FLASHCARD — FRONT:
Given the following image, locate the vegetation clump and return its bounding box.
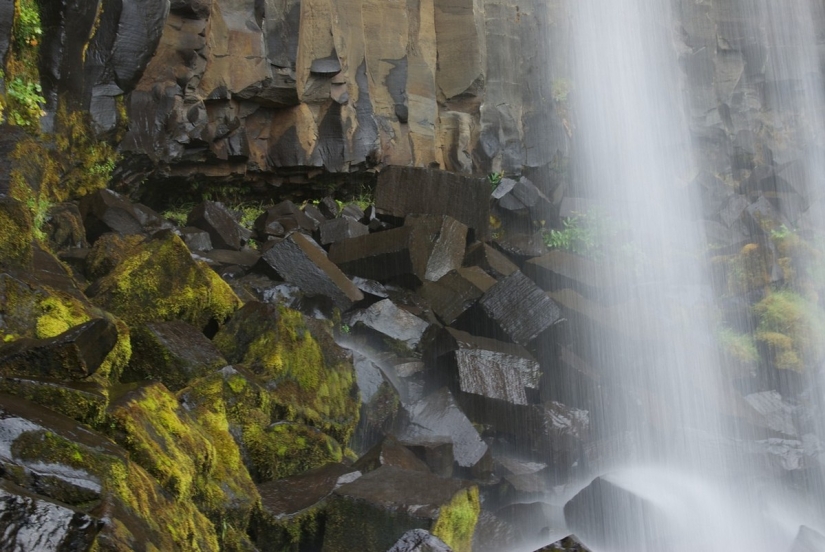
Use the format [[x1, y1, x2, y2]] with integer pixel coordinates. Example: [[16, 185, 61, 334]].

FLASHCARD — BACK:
[[213, 303, 360, 445], [431, 486, 481, 552], [86, 231, 242, 328], [753, 289, 825, 372]]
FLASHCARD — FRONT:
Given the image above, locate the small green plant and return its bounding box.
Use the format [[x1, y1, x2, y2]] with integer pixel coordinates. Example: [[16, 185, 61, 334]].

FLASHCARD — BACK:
[[488, 172, 503, 190], [161, 203, 195, 227], [340, 323, 351, 334], [551, 78, 573, 103], [14, 0, 42, 49], [5, 76, 45, 127], [542, 211, 604, 257]]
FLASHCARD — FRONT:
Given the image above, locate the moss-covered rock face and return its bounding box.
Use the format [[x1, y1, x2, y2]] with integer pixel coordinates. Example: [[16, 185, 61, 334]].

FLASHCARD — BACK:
[[753, 289, 825, 372], [213, 302, 360, 444], [431, 486, 480, 552], [2, 393, 220, 551], [85, 233, 145, 280], [107, 382, 259, 543], [0, 197, 34, 269], [87, 231, 242, 328], [0, 272, 131, 386], [181, 366, 343, 484], [125, 320, 228, 391]]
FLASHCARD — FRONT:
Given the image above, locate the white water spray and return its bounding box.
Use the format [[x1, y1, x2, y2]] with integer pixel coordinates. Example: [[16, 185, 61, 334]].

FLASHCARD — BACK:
[[563, 0, 825, 549]]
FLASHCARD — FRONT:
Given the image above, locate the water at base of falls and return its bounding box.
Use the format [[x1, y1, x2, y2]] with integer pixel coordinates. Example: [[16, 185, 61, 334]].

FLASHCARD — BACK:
[[562, 0, 825, 549]]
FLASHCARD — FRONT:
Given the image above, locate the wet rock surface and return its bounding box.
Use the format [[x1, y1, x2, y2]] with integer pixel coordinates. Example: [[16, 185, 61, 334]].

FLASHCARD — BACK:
[[387, 529, 454, 552]]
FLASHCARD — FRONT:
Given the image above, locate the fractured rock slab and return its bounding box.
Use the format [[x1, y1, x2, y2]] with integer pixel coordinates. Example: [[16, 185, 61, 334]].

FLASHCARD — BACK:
[[458, 271, 563, 347], [320, 217, 370, 245], [347, 299, 430, 349], [187, 200, 247, 251], [262, 232, 363, 310], [324, 465, 478, 552], [330, 215, 467, 283], [463, 242, 518, 279], [387, 529, 453, 552], [398, 387, 487, 468], [431, 327, 540, 405], [79, 189, 169, 243], [375, 167, 489, 239]]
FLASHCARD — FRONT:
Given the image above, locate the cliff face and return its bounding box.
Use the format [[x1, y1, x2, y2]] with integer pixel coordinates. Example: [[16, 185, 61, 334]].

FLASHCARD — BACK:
[[107, 0, 569, 191]]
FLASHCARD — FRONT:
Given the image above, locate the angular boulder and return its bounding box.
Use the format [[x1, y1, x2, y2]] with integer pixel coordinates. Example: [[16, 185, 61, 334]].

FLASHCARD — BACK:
[[78, 189, 169, 243], [255, 200, 317, 237], [375, 167, 489, 239], [420, 268, 496, 325], [387, 529, 453, 552], [347, 299, 431, 349], [463, 242, 519, 279], [430, 327, 540, 405], [124, 320, 228, 391], [398, 387, 487, 468], [187, 200, 247, 251], [324, 465, 480, 552], [85, 231, 242, 327], [353, 436, 431, 474], [262, 232, 364, 310], [320, 217, 370, 245], [456, 271, 563, 347]]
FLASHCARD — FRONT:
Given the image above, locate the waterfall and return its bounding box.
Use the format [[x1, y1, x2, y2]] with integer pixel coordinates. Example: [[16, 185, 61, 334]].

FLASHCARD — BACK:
[[561, 0, 825, 549]]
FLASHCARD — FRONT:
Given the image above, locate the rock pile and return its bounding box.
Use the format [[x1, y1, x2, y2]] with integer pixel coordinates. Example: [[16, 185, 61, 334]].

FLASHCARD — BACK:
[[0, 167, 594, 551]]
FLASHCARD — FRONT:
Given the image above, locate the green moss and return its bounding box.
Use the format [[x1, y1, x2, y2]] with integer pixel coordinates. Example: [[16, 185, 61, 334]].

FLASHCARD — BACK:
[[213, 304, 359, 444], [0, 197, 34, 268], [0, 377, 108, 426], [726, 243, 769, 295], [88, 232, 242, 327], [108, 382, 259, 540], [716, 327, 759, 372], [85, 233, 145, 280], [431, 486, 480, 552], [753, 289, 825, 372], [3, 0, 44, 128], [0, 272, 131, 385], [252, 503, 326, 552], [243, 421, 342, 482], [11, 426, 219, 551]]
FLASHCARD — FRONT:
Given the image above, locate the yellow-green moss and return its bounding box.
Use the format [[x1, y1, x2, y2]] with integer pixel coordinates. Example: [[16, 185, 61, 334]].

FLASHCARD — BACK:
[[108, 382, 259, 540], [716, 327, 759, 371], [753, 289, 825, 372], [243, 422, 343, 482], [213, 304, 359, 444], [0, 197, 34, 268], [0, 377, 108, 426], [88, 232, 242, 327], [3, 0, 44, 128], [0, 272, 132, 385], [431, 486, 480, 552], [85, 233, 145, 280], [12, 427, 219, 551], [726, 243, 769, 295]]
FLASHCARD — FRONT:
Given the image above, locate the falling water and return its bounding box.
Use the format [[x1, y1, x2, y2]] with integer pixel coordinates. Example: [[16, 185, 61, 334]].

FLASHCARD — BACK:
[[562, 0, 825, 549]]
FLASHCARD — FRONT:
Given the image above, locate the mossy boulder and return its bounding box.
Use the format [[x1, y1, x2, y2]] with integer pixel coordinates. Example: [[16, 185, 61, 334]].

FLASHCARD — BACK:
[[86, 230, 242, 328], [213, 302, 360, 444], [125, 320, 228, 391], [181, 366, 344, 484], [0, 196, 33, 269], [323, 466, 480, 552], [106, 383, 259, 536], [753, 289, 825, 372], [0, 392, 220, 551], [0, 272, 132, 385], [84, 232, 145, 280]]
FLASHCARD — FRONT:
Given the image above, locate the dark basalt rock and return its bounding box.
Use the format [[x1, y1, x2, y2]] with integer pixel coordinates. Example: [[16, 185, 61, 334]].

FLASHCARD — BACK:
[[430, 327, 540, 406], [78, 189, 169, 243], [375, 167, 490, 240], [456, 271, 563, 347], [330, 214, 467, 284], [353, 436, 431, 474], [255, 200, 317, 237], [463, 242, 518, 279], [262, 232, 364, 310], [0, 319, 118, 380], [187, 200, 247, 251], [472, 511, 516, 552], [564, 477, 665, 552], [347, 299, 430, 349], [387, 529, 453, 552], [179, 227, 212, 252], [124, 320, 227, 391], [399, 437, 454, 478], [303, 203, 327, 227], [537, 535, 592, 552], [398, 387, 487, 468], [0, 481, 103, 552], [324, 465, 477, 552], [197, 248, 261, 269], [524, 250, 620, 302], [320, 217, 370, 245], [341, 203, 366, 222], [496, 502, 557, 548], [45, 203, 88, 251]]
